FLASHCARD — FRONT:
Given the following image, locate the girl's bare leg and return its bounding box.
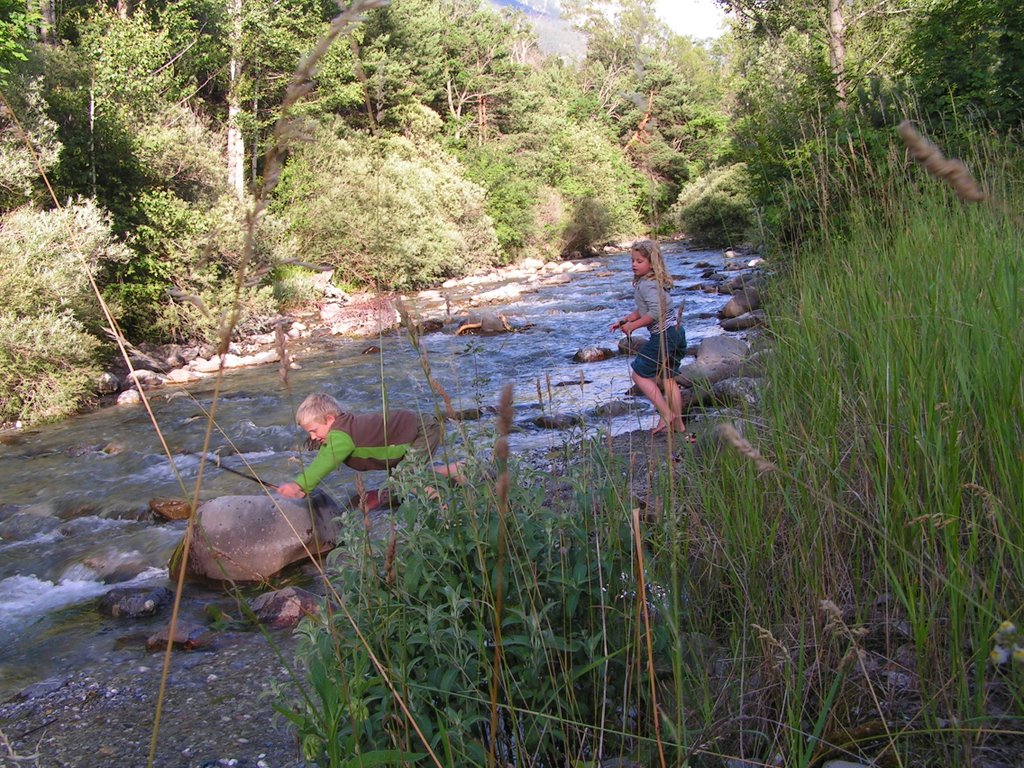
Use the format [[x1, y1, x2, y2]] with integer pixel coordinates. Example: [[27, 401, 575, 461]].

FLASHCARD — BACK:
[[662, 376, 686, 434], [632, 371, 678, 434]]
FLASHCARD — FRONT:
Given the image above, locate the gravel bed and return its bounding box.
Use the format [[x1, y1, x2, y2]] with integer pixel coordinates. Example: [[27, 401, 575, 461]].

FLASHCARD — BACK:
[[0, 630, 308, 768]]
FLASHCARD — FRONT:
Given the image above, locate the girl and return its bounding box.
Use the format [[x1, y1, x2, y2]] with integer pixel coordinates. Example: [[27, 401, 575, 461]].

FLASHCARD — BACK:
[[610, 239, 692, 440]]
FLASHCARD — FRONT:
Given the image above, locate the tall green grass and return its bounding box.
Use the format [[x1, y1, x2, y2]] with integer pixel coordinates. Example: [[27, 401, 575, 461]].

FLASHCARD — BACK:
[[279, 128, 1023, 766], [690, 127, 1024, 763]]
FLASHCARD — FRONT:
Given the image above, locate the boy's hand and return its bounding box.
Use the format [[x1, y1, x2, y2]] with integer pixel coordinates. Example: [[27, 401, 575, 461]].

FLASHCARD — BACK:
[[277, 482, 306, 499]]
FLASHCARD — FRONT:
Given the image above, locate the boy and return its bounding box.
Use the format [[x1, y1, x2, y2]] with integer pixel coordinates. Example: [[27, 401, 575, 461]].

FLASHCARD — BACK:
[[277, 393, 462, 500]]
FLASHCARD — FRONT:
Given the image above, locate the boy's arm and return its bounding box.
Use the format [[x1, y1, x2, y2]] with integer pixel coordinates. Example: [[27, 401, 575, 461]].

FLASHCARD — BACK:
[[289, 431, 355, 494]]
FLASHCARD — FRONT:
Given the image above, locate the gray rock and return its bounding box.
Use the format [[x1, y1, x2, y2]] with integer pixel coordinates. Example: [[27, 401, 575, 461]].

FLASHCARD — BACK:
[[676, 335, 749, 387], [712, 377, 762, 408], [146, 620, 212, 652], [720, 310, 767, 331], [720, 286, 761, 318], [617, 335, 644, 356], [593, 400, 632, 418], [13, 677, 68, 701], [97, 372, 120, 394], [573, 346, 616, 363], [172, 492, 340, 583], [116, 389, 142, 406], [532, 414, 584, 430], [249, 587, 321, 629], [125, 368, 164, 387]]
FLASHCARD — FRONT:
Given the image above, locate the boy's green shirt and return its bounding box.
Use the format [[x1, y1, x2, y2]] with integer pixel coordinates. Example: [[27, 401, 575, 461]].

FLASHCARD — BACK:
[[295, 431, 410, 492], [293, 410, 423, 492]]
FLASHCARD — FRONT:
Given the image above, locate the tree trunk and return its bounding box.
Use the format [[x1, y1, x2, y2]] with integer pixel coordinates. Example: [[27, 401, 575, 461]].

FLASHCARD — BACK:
[[38, 0, 55, 43], [226, 0, 245, 198], [828, 0, 847, 106]]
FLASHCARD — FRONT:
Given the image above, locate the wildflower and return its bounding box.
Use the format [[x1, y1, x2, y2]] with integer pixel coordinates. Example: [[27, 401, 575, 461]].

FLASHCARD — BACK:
[[996, 620, 1017, 639], [990, 645, 1010, 665]]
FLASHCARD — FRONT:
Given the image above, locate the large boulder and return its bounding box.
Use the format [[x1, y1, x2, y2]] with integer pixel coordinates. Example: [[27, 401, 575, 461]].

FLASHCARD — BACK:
[[720, 310, 767, 331], [719, 286, 761, 319], [170, 492, 340, 583], [675, 336, 749, 388]]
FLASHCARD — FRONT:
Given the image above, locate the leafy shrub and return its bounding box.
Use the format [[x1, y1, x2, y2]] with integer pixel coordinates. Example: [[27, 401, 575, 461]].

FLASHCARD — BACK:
[[271, 264, 322, 310], [281, 456, 672, 766], [0, 310, 101, 425], [0, 199, 128, 423], [520, 114, 645, 254], [672, 163, 755, 246], [0, 199, 129, 333], [0, 74, 61, 208], [460, 143, 540, 262], [106, 189, 295, 343], [275, 127, 500, 290], [135, 105, 224, 204]]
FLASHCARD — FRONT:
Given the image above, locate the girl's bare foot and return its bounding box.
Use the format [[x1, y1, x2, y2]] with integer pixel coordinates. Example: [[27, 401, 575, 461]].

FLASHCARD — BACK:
[[654, 419, 696, 442]]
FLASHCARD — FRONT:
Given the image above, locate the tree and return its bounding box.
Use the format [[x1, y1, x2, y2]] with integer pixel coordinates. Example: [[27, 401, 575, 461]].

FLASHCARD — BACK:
[[900, 0, 1024, 129], [562, 0, 733, 227], [0, 0, 38, 83], [718, 0, 914, 107]]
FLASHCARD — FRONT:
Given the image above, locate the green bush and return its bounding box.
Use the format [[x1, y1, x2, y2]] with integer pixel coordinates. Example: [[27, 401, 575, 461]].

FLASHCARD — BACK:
[[0, 199, 128, 423], [275, 127, 500, 290], [106, 189, 296, 343], [520, 114, 645, 254], [271, 264, 322, 310], [280, 456, 672, 766], [0, 199, 129, 333], [672, 163, 755, 247], [0, 309, 101, 425], [460, 143, 540, 262], [0, 74, 61, 209]]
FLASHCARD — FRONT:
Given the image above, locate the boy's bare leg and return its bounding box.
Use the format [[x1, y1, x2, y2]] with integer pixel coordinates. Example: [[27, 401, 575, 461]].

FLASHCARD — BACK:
[[432, 460, 466, 485]]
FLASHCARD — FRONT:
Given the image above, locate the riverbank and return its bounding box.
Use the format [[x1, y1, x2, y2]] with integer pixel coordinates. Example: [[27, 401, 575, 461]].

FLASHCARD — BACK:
[[0, 427, 690, 768]]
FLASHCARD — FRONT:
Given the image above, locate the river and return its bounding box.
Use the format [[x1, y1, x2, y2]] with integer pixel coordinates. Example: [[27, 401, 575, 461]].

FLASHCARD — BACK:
[[0, 243, 741, 699]]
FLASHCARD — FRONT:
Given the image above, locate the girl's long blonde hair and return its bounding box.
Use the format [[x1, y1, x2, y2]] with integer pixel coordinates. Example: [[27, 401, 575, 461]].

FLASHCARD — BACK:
[[631, 239, 673, 290]]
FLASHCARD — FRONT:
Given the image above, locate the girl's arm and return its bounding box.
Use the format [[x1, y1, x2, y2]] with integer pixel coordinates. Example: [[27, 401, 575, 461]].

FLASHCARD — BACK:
[[612, 310, 650, 334]]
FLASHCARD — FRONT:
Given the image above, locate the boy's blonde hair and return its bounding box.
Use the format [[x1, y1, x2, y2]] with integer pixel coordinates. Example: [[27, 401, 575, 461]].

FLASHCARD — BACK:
[[631, 239, 673, 290], [295, 393, 342, 425]]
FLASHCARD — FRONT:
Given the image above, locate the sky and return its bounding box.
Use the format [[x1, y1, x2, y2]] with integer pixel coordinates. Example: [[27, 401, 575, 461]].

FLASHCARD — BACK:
[[654, 0, 727, 40]]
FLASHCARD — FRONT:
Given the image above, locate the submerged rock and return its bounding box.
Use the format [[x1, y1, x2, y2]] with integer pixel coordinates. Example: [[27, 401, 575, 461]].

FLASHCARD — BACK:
[[98, 587, 174, 619]]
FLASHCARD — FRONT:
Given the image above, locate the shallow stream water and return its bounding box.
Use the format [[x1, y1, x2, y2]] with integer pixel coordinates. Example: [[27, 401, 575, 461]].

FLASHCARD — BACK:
[[0, 243, 745, 698]]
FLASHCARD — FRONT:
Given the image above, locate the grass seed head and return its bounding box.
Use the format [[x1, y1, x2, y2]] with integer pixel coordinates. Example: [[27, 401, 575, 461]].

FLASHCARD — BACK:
[[898, 121, 986, 203]]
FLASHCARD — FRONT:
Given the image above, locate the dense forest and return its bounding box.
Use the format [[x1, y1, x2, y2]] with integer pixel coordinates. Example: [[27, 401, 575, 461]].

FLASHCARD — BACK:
[[0, 0, 1020, 424]]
